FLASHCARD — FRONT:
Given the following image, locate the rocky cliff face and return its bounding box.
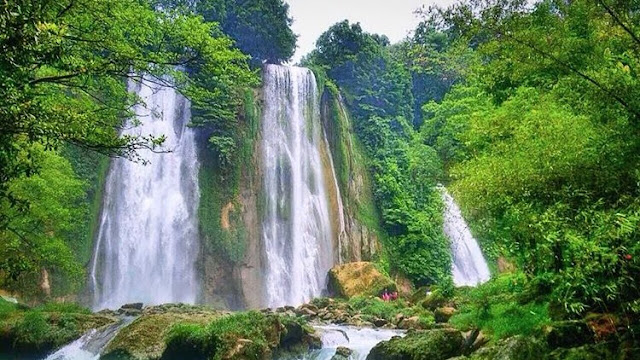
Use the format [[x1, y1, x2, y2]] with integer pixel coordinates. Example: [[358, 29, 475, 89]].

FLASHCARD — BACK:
[[201, 84, 380, 310], [319, 90, 381, 263], [199, 89, 265, 310]]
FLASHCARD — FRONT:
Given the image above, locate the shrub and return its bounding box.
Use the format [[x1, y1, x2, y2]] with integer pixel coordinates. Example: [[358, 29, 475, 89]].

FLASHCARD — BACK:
[[449, 273, 551, 339]]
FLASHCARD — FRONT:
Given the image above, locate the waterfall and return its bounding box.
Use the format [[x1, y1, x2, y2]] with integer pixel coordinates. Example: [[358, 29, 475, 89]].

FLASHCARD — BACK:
[[441, 189, 491, 286], [287, 325, 404, 360], [90, 78, 200, 310], [44, 317, 134, 360], [261, 65, 336, 307]]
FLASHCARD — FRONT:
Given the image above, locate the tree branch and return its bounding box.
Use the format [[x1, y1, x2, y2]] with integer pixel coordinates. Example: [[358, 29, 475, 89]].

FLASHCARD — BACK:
[[596, 0, 640, 50], [496, 30, 640, 119], [28, 72, 83, 86]]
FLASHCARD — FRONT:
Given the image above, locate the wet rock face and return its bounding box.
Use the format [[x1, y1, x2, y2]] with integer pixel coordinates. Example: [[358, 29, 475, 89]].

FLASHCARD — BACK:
[[366, 329, 464, 360], [328, 262, 396, 299], [319, 92, 380, 263], [121, 303, 144, 310], [332, 346, 354, 360]]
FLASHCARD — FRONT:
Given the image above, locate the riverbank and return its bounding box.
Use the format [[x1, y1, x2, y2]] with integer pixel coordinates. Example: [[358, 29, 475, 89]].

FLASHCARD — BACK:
[[2, 273, 638, 360]]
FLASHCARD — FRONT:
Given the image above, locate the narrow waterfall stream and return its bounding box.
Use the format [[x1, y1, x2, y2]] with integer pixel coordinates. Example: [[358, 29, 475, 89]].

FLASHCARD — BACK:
[[90, 78, 200, 310], [262, 65, 336, 307], [441, 189, 491, 286], [44, 317, 134, 360], [289, 326, 404, 360]]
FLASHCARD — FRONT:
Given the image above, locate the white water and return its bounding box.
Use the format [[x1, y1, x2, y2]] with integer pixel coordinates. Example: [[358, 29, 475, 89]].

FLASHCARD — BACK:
[[90, 78, 200, 310], [44, 331, 98, 360], [262, 65, 335, 307], [289, 325, 403, 360], [442, 189, 491, 286], [44, 318, 134, 360]]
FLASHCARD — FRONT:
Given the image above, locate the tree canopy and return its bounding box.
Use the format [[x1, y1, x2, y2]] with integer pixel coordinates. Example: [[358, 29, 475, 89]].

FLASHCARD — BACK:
[[420, 0, 640, 315], [0, 0, 254, 293]]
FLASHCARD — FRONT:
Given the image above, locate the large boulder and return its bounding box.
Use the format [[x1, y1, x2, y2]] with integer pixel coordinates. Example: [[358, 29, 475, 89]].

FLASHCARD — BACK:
[[332, 346, 354, 360], [397, 316, 422, 330], [465, 335, 546, 360], [328, 262, 396, 298], [0, 308, 116, 358], [434, 307, 456, 323], [366, 329, 464, 360], [421, 290, 448, 311], [102, 306, 220, 360]]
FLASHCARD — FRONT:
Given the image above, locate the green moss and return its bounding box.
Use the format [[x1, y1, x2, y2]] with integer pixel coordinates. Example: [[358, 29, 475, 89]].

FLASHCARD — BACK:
[[162, 312, 314, 360], [347, 296, 434, 326], [104, 310, 219, 360], [367, 329, 464, 360], [0, 299, 19, 320], [163, 323, 217, 360], [61, 145, 110, 266], [0, 304, 115, 357], [323, 91, 383, 241], [197, 89, 260, 263]]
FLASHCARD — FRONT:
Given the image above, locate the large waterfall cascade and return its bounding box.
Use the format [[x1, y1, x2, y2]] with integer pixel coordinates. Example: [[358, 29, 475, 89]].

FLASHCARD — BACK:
[[441, 188, 491, 286], [90, 78, 201, 310], [261, 65, 337, 307]]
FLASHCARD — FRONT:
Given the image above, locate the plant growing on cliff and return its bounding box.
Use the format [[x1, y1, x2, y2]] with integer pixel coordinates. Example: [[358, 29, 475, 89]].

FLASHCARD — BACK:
[[305, 20, 451, 286]]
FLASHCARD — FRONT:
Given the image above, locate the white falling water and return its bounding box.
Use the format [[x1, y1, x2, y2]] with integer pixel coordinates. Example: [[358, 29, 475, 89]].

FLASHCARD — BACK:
[[262, 65, 335, 308], [44, 331, 98, 360], [441, 188, 491, 286], [90, 78, 200, 310], [44, 318, 134, 360], [288, 325, 404, 360]]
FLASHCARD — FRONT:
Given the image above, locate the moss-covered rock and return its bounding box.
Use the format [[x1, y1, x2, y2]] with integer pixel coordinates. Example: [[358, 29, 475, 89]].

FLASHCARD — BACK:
[[420, 289, 449, 311], [366, 329, 464, 360], [434, 307, 456, 323], [332, 346, 353, 360], [157, 311, 318, 360], [328, 262, 396, 299], [465, 335, 546, 360], [102, 305, 220, 360], [0, 307, 116, 358]]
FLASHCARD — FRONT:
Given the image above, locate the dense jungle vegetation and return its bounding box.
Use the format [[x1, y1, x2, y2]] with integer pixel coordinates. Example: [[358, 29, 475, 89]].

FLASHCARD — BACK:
[[1, 0, 639, 353], [302, 0, 640, 343]]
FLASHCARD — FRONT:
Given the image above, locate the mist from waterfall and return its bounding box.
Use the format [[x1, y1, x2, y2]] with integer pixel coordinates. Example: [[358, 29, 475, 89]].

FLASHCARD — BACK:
[[441, 188, 491, 286], [261, 65, 335, 308], [90, 78, 200, 310]]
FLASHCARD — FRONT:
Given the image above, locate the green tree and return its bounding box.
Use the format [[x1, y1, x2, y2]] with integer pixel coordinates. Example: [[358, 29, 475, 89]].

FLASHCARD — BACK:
[[0, 0, 255, 293], [0, 147, 86, 297], [306, 21, 450, 286], [0, 0, 254, 224], [164, 0, 297, 65], [422, 0, 640, 315]]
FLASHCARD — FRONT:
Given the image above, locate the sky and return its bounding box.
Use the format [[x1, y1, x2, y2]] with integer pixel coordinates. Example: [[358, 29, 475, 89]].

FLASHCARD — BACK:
[[285, 0, 457, 63]]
